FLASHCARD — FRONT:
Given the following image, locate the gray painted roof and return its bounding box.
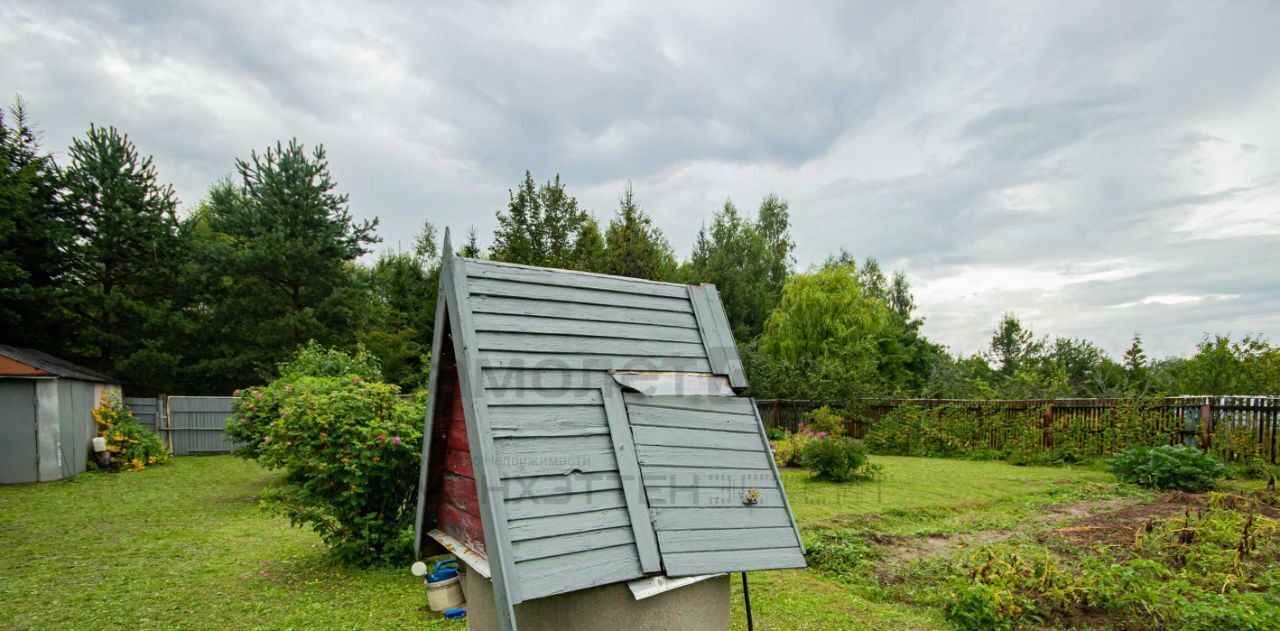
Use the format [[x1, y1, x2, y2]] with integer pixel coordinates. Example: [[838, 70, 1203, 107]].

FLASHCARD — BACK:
[[0, 344, 119, 383], [413, 234, 803, 631]]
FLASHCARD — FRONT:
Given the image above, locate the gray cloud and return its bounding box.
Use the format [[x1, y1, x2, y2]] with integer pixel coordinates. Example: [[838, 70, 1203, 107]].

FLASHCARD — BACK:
[[2, 0, 1277, 358]]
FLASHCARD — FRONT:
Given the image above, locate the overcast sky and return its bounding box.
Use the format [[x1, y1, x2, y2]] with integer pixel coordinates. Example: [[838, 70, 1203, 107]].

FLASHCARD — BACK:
[[3, 1, 1278, 358]]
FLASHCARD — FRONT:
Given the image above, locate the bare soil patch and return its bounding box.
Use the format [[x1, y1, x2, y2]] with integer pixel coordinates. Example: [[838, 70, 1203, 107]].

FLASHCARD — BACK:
[[872, 496, 1140, 579]]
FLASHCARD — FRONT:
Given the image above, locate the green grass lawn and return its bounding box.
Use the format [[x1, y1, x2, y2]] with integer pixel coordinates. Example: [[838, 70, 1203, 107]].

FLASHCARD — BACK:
[[0, 455, 1130, 630]]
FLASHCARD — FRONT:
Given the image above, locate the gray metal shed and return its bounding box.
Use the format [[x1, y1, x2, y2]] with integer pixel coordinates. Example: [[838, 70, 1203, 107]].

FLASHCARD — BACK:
[[0, 345, 120, 484], [413, 232, 805, 631]]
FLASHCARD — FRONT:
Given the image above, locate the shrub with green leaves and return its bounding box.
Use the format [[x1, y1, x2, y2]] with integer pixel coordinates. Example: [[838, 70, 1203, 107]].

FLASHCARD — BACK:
[[804, 405, 847, 436], [227, 341, 384, 459], [226, 343, 423, 565], [800, 436, 880, 482], [1108, 444, 1224, 491], [253, 376, 423, 564]]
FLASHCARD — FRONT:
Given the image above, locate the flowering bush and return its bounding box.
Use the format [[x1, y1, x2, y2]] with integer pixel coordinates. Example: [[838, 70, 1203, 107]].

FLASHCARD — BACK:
[[227, 342, 384, 460], [91, 390, 168, 471], [252, 376, 424, 564], [772, 424, 826, 467], [226, 343, 424, 565]]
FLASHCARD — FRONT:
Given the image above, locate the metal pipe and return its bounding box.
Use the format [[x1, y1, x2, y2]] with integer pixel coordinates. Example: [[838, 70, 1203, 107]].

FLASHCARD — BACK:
[[742, 572, 753, 631]]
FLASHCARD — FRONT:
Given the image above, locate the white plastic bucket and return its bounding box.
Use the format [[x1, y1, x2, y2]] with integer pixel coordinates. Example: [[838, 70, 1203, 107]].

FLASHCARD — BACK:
[[427, 575, 464, 611]]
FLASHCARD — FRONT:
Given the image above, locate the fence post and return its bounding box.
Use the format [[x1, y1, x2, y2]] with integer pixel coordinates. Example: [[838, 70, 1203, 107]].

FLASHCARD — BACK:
[[160, 394, 172, 452], [1042, 404, 1054, 450], [1199, 398, 1212, 453]]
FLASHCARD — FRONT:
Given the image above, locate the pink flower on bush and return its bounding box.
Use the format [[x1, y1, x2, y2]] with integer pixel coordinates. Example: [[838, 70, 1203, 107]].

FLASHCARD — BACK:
[[378, 434, 386, 441], [392, 437, 401, 445], [256, 392, 264, 400], [352, 377, 362, 383], [284, 386, 293, 393], [233, 389, 241, 396], [263, 435, 271, 442], [817, 431, 827, 438]]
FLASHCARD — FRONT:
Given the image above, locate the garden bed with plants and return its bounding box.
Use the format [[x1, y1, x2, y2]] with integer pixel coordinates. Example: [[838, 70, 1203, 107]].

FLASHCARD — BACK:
[[767, 406, 1280, 630]]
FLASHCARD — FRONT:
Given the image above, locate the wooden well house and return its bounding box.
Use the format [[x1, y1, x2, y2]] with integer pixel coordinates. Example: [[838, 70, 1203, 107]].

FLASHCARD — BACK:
[[413, 233, 805, 631]]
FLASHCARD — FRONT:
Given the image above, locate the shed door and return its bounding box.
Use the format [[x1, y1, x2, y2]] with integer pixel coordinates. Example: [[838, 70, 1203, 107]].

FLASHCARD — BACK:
[[0, 381, 39, 484], [621, 393, 806, 576]]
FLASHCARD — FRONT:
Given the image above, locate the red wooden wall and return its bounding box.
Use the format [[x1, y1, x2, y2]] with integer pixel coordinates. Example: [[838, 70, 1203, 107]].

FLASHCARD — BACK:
[[424, 329, 487, 557]]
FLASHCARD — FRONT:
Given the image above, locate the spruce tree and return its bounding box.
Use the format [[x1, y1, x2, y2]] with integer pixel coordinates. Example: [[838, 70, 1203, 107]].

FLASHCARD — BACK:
[[601, 183, 677, 281], [59, 124, 185, 390], [195, 139, 378, 389], [0, 98, 69, 342]]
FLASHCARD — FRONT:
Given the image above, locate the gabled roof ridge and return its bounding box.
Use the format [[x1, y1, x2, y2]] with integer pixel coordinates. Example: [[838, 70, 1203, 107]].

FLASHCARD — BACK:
[[459, 256, 692, 289], [0, 344, 119, 383]]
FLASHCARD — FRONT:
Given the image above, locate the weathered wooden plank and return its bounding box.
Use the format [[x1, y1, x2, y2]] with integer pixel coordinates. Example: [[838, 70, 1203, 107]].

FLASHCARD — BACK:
[[656, 527, 798, 553], [438, 501, 486, 556], [501, 472, 623, 500], [651, 507, 795, 530], [507, 507, 632, 542], [444, 448, 474, 478], [610, 372, 735, 397], [603, 382, 662, 573], [473, 313, 704, 343], [476, 332, 709, 359], [640, 465, 778, 488], [687, 285, 732, 382], [445, 421, 470, 451], [701, 284, 747, 388], [514, 544, 646, 600], [631, 425, 764, 451], [504, 488, 627, 520], [468, 278, 693, 313], [446, 257, 521, 621], [477, 352, 712, 373], [486, 388, 604, 406], [491, 417, 610, 439], [636, 444, 771, 470], [493, 435, 618, 478], [625, 405, 760, 434], [662, 547, 805, 576], [511, 526, 637, 563], [624, 395, 756, 416], [470, 295, 699, 328], [466, 259, 691, 299], [442, 472, 480, 515], [645, 486, 785, 509], [640, 467, 781, 489], [488, 404, 606, 425], [482, 368, 612, 390], [749, 397, 806, 555]]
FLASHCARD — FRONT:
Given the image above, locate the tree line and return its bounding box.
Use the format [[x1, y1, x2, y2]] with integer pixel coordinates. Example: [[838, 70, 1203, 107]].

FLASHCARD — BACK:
[[2, 97, 1277, 398]]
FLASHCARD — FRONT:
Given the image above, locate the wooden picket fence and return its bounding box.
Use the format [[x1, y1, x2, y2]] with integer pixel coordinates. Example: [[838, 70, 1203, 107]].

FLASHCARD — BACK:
[[754, 396, 1280, 464]]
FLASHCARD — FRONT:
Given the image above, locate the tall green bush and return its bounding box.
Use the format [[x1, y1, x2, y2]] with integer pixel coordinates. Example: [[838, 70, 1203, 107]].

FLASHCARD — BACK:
[[226, 344, 423, 565]]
